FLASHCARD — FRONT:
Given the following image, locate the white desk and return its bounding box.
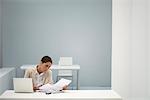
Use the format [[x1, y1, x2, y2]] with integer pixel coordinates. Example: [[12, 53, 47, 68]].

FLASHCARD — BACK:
[[20, 64, 80, 90], [0, 90, 122, 100]]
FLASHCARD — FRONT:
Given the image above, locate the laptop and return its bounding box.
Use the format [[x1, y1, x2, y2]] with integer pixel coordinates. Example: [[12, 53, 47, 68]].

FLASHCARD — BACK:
[[13, 78, 34, 93]]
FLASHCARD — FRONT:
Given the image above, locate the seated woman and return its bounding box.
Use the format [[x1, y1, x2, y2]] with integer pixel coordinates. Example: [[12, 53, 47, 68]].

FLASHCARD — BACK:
[[24, 56, 67, 91]]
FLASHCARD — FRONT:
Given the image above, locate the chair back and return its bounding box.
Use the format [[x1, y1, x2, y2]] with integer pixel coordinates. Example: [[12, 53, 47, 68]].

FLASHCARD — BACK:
[[58, 57, 73, 76]]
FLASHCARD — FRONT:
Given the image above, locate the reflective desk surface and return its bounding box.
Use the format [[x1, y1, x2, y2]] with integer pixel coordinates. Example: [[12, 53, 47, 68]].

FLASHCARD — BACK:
[[0, 90, 122, 100]]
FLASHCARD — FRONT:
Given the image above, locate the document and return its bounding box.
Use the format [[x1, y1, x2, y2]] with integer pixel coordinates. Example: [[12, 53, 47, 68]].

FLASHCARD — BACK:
[[53, 78, 72, 87], [39, 78, 71, 94]]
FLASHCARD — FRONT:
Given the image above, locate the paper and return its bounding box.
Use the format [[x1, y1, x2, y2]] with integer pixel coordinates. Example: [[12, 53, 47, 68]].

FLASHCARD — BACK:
[[39, 78, 71, 94], [53, 78, 71, 87]]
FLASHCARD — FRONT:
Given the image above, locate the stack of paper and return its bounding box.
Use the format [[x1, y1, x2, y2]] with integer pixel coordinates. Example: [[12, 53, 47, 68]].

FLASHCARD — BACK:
[[39, 78, 71, 94]]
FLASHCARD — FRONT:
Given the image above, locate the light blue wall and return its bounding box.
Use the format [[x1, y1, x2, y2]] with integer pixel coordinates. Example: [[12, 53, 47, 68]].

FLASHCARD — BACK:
[[0, 0, 2, 68], [2, 0, 112, 88]]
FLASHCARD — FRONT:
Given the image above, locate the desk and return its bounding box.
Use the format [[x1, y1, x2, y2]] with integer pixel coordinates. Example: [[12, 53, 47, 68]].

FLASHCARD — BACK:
[[0, 90, 122, 100], [20, 65, 80, 90]]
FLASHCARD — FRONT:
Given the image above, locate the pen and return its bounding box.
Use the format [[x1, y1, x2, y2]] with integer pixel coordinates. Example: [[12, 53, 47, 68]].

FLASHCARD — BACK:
[[46, 92, 51, 95]]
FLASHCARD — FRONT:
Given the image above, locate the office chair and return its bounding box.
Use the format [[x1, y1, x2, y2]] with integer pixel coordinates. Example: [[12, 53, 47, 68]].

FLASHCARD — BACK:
[[56, 57, 73, 89]]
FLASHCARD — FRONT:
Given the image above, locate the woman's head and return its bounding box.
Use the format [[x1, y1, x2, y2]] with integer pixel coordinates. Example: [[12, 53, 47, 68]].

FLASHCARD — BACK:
[[41, 56, 52, 64], [38, 56, 52, 73]]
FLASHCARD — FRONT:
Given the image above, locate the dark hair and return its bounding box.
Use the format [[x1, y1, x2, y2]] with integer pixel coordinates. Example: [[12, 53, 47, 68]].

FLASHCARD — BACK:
[[41, 56, 52, 64]]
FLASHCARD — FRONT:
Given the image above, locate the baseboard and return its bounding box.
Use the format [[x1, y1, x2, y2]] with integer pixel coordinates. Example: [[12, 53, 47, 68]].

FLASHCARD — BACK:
[[68, 86, 111, 90]]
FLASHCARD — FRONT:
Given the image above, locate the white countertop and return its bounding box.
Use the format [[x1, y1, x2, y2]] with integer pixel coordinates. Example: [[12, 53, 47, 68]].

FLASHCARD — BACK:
[[0, 90, 122, 100], [20, 64, 80, 70]]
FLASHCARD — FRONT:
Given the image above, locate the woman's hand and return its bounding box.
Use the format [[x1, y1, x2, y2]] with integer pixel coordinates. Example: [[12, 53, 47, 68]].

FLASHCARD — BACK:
[[33, 86, 39, 91], [62, 85, 68, 90], [33, 84, 43, 91]]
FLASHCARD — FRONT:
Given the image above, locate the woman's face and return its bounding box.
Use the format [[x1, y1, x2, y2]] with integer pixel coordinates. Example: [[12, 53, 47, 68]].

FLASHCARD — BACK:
[[40, 62, 52, 72]]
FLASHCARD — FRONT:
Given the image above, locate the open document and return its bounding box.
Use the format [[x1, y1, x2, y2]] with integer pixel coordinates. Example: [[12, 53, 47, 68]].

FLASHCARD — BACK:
[[39, 78, 71, 94]]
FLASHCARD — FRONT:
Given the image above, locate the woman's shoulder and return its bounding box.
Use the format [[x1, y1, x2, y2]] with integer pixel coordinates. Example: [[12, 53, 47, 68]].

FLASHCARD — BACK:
[[25, 67, 36, 73]]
